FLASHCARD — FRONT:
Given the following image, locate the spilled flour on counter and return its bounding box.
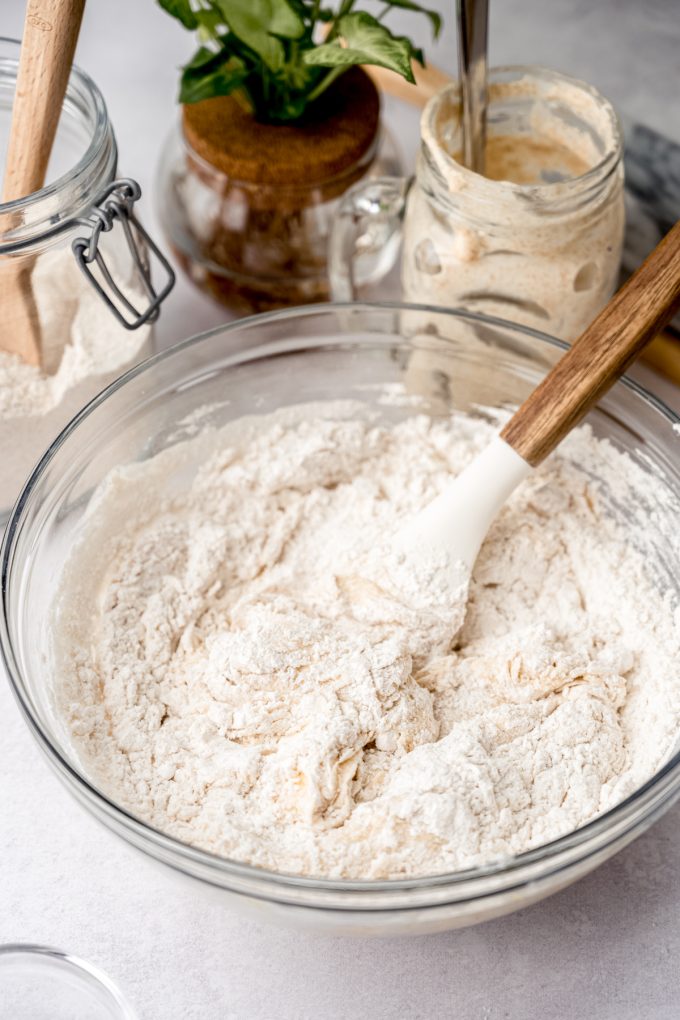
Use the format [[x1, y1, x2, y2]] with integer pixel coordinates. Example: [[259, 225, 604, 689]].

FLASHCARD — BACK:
[[54, 404, 680, 879]]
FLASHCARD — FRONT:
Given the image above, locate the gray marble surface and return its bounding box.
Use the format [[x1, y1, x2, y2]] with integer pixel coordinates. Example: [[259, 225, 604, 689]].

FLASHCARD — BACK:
[[2, 1, 680, 1018]]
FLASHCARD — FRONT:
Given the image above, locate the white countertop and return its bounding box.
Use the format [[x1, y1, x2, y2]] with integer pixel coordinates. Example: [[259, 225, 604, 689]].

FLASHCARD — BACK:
[[2, 1, 680, 1017]]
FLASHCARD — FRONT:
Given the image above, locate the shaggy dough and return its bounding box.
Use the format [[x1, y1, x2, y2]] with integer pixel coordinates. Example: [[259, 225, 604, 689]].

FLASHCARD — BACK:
[[54, 405, 680, 879]]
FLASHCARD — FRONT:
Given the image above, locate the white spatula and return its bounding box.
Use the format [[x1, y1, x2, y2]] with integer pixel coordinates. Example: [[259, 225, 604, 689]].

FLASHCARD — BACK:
[[398, 219, 680, 590]]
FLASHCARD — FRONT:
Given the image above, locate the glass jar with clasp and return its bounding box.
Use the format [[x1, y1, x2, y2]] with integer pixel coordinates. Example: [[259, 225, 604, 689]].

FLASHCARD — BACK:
[[0, 36, 174, 518], [329, 65, 625, 342]]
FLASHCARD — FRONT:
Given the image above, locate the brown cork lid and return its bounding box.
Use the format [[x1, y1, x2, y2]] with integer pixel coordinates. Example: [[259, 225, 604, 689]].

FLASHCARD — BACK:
[[182, 66, 380, 186]]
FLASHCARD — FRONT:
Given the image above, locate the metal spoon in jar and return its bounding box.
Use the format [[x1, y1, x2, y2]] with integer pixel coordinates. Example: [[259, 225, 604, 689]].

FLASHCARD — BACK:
[[456, 0, 489, 173]]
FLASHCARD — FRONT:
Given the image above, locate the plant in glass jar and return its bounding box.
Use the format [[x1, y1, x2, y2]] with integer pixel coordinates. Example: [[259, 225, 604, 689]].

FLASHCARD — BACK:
[[156, 0, 440, 313]]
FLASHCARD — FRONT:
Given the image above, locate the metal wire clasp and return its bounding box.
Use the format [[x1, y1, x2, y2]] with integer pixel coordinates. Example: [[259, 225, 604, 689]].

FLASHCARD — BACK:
[[72, 178, 175, 330]]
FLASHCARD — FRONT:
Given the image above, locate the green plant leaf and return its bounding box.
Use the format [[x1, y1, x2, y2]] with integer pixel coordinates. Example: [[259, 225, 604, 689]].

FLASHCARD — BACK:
[[213, 0, 284, 70], [378, 0, 441, 39], [194, 6, 224, 40], [182, 44, 223, 72], [303, 11, 415, 81], [179, 55, 249, 102], [409, 44, 425, 66], [210, 0, 304, 70], [285, 0, 310, 21], [269, 0, 306, 37], [160, 0, 441, 121], [158, 0, 199, 30]]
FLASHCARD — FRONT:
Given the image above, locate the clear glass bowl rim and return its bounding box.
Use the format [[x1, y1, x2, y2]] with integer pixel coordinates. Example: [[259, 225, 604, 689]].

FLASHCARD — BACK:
[[3, 300, 680, 907], [0, 943, 137, 1018]]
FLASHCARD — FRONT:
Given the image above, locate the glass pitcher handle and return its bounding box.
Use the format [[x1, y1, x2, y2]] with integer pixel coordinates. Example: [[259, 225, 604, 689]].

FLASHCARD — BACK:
[[328, 176, 413, 301]]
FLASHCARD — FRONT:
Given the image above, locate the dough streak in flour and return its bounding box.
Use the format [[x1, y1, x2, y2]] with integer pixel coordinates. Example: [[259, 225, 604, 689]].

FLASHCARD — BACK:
[[53, 404, 680, 879]]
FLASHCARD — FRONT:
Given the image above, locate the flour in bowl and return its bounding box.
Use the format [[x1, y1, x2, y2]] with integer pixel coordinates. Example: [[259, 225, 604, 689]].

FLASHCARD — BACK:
[[53, 404, 680, 879]]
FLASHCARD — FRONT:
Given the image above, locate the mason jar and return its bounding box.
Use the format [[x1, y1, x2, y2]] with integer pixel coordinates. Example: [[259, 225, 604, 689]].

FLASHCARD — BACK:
[[0, 36, 174, 520], [329, 66, 625, 342]]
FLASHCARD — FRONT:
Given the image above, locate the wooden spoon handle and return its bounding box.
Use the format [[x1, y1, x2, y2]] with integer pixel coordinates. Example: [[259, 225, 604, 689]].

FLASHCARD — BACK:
[[500, 219, 680, 466], [2, 0, 86, 203]]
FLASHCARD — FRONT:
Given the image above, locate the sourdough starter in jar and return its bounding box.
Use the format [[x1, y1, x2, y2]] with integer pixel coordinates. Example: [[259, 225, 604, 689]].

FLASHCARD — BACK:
[[402, 67, 624, 340]]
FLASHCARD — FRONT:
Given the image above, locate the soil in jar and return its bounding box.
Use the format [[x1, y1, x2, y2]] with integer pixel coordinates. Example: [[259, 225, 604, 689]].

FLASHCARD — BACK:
[[179, 67, 380, 314]]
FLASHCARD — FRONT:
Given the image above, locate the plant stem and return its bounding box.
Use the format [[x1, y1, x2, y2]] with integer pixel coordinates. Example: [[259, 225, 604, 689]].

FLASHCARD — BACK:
[[233, 87, 254, 114], [306, 64, 345, 102], [326, 0, 353, 43]]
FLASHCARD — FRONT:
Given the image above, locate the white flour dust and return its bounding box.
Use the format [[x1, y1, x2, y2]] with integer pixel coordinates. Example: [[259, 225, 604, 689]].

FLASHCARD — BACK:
[[53, 404, 680, 879]]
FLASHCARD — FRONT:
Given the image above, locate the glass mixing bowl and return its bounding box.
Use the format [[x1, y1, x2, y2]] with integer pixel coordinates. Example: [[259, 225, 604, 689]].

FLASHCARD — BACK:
[[0, 944, 138, 1020], [3, 303, 680, 937]]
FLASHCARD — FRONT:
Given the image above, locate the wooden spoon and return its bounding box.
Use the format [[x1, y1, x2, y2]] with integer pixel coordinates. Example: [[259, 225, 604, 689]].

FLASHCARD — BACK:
[[1, 0, 86, 367], [397, 219, 680, 586]]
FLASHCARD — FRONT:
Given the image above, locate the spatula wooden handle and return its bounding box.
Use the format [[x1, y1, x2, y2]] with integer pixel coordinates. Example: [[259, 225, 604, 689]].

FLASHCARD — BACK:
[[2, 0, 86, 203], [500, 219, 680, 466]]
